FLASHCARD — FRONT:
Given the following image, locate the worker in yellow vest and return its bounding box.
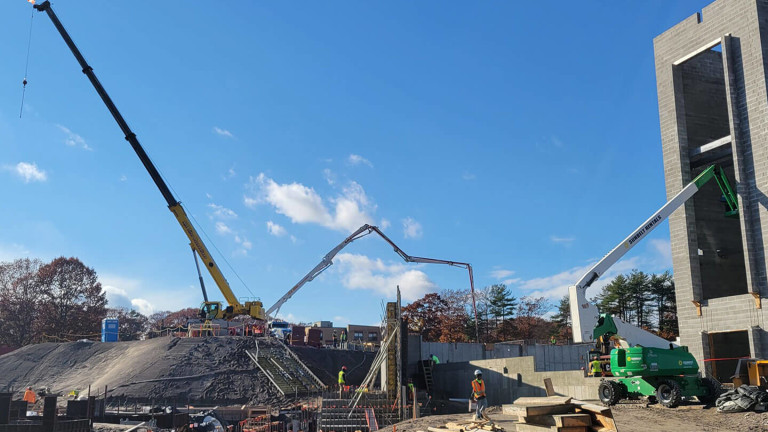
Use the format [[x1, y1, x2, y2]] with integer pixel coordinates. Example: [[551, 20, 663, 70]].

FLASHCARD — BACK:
[[471, 369, 487, 420], [590, 356, 602, 377], [338, 365, 347, 398]]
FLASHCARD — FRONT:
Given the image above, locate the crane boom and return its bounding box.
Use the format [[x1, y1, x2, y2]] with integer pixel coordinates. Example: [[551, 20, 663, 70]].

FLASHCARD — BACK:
[[569, 164, 737, 347], [266, 223, 480, 341], [34, 1, 264, 320]]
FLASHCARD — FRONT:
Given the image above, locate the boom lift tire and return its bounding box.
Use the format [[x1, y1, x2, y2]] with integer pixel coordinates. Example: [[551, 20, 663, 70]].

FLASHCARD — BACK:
[[598, 380, 624, 406], [656, 379, 683, 408], [698, 377, 722, 404]]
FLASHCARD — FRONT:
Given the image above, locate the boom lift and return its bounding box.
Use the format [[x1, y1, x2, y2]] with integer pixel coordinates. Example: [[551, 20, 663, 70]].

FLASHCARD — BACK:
[[569, 164, 737, 407], [33, 1, 264, 321], [266, 223, 480, 341]]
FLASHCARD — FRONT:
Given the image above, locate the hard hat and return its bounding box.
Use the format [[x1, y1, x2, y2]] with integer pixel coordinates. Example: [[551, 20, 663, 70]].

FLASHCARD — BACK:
[[342, 366, 347, 370], [474, 369, 482, 376]]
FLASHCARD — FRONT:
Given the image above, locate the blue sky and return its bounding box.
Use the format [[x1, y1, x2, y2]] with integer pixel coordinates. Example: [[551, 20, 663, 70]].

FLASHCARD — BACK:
[[0, 1, 712, 326]]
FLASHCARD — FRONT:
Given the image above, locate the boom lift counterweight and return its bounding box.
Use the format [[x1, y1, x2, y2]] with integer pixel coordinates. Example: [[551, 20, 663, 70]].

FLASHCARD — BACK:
[[33, 0, 264, 321]]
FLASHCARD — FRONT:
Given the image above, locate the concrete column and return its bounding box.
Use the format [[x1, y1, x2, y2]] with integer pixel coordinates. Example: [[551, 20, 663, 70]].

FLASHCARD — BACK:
[[749, 326, 764, 358], [0, 393, 11, 424], [43, 396, 57, 428], [700, 331, 712, 378]]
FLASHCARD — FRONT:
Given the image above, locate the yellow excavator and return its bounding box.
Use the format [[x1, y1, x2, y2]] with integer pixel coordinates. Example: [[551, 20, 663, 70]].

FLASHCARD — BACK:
[[33, 1, 264, 322]]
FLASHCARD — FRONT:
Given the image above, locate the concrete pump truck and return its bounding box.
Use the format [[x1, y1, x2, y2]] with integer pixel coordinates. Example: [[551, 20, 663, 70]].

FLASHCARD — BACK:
[[32, 1, 265, 323], [569, 164, 738, 407]]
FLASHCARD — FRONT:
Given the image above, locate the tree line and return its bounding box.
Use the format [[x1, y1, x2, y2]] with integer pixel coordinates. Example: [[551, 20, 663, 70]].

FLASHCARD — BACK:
[[0, 257, 201, 347], [402, 270, 678, 343]]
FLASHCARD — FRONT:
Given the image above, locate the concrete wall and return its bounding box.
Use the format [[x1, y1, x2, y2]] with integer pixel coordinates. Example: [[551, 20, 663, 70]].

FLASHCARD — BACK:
[[655, 0, 768, 374], [431, 356, 601, 404]]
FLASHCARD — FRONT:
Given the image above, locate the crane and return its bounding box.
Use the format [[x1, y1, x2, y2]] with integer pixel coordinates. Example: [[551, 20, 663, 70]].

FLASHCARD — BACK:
[[33, 1, 264, 321], [266, 223, 480, 341], [568, 164, 737, 407]]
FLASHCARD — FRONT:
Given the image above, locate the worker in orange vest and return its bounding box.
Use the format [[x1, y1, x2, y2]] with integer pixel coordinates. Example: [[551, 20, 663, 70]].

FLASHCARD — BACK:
[[471, 370, 487, 420], [23, 387, 36, 404]]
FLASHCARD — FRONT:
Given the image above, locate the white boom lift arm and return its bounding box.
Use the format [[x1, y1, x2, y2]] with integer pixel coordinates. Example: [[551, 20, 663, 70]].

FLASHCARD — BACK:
[[266, 223, 481, 341], [569, 165, 738, 349]]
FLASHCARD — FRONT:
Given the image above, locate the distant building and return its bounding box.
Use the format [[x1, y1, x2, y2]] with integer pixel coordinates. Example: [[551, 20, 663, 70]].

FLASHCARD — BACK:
[[309, 321, 382, 347]]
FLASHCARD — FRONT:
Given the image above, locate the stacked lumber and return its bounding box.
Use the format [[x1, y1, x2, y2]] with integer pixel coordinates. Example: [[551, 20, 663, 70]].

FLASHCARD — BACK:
[[501, 397, 616, 432], [426, 418, 504, 432]]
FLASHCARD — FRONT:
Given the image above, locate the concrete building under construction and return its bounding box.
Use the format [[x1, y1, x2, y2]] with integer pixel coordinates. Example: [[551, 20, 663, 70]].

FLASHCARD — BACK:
[[655, 0, 768, 381]]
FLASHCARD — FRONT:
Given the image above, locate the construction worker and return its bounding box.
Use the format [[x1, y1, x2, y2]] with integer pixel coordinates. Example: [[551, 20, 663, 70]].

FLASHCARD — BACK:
[[471, 370, 487, 420], [338, 366, 347, 398], [550, 335, 557, 345], [332, 331, 338, 348], [430, 353, 440, 365], [23, 387, 36, 404], [340, 329, 348, 349], [590, 356, 602, 377]]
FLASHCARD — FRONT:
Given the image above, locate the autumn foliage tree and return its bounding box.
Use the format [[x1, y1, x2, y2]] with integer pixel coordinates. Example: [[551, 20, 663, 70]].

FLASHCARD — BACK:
[[0, 258, 44, 347], [37, 257, 107, 340], [0, 257, 107, 346]]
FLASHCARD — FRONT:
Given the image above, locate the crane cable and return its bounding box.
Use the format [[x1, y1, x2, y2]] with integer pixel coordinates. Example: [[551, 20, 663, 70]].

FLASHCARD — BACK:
[[20, 8, 35, 118]]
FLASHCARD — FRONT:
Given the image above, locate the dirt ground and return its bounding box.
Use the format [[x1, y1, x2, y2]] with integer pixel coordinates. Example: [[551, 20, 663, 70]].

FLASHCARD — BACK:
[[0, 336, 372, 406], [392, 402, 768, 432], [611, 402, 768, 432]]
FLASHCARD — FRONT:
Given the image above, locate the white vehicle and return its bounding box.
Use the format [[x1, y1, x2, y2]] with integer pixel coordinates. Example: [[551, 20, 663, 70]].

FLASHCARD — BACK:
[[268, 320, 292, 340]]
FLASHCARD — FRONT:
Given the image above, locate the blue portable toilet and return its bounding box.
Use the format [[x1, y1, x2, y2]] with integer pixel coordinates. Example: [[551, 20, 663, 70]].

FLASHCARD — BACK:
[[102, 318, 119, 342]]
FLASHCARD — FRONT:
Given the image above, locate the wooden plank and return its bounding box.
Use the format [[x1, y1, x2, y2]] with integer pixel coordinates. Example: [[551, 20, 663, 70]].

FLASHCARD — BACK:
[[509, 404, 575, 417], [543, 378, 555, 397], [570, 400, 610, 415], [428, 428, 453, 432], [515, 424, 587, 432], [514, 396, 572, 406], [522, 414, 591, 428]]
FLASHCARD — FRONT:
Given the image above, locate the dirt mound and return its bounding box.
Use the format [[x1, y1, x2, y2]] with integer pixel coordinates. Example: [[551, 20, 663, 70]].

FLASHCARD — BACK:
[[0, 337, 373, 406]]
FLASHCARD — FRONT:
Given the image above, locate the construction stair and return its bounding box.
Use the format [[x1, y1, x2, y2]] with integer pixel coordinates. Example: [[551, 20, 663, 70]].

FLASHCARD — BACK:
[[319, 391, 399, 432], [420, 360, 434, 394], [247, 339, 325, 397]]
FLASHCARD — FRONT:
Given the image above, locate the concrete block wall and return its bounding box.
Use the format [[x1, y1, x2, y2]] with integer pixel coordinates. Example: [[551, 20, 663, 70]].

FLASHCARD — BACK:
[[431, 356, 601, 404], [655, 0, 768, 369]]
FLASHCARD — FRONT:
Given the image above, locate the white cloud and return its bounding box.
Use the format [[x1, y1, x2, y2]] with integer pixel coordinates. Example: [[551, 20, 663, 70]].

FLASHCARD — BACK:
[[215, 222, 232, 235], [402, 217, 423, 239], [244, 174, 374, 232], [7, 162, 47, 183], [213, 127, 234, 138], [323, 168, 336, 185], [490, 269, 515, 279], [348, 154, 373, 168], [513, 240, 673, 301], [333, 316, 350, 326], [235, 235, 252, 250], [266, 221, 287, 237], [119, 175, 127, 182], [550, 235, 575, 244], [462, 172, 476, 181], [208, 203, 238, 219], [101, 278, 154, 315], [290, 235, 298, 244], [56, 124, 92, 151], [648, 238, 672, 268], [380, 218, 391, 230], [223, 167, 236, 179], [334, 253, 437, 302]]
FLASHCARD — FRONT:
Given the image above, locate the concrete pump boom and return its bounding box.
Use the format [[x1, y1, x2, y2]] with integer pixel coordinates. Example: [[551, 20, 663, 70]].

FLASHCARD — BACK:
[[267, 223, 481, 341], [34, 1, 264, 321], [569, 164, 737, 348]]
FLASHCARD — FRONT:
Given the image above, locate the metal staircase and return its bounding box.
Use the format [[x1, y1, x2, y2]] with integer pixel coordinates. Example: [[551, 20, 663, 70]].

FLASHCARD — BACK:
[[247, 339, 325, 396]]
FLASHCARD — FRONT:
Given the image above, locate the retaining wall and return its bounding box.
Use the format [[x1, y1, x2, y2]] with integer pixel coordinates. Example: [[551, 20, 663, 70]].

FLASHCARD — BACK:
[[431, 356, 601, 404]]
